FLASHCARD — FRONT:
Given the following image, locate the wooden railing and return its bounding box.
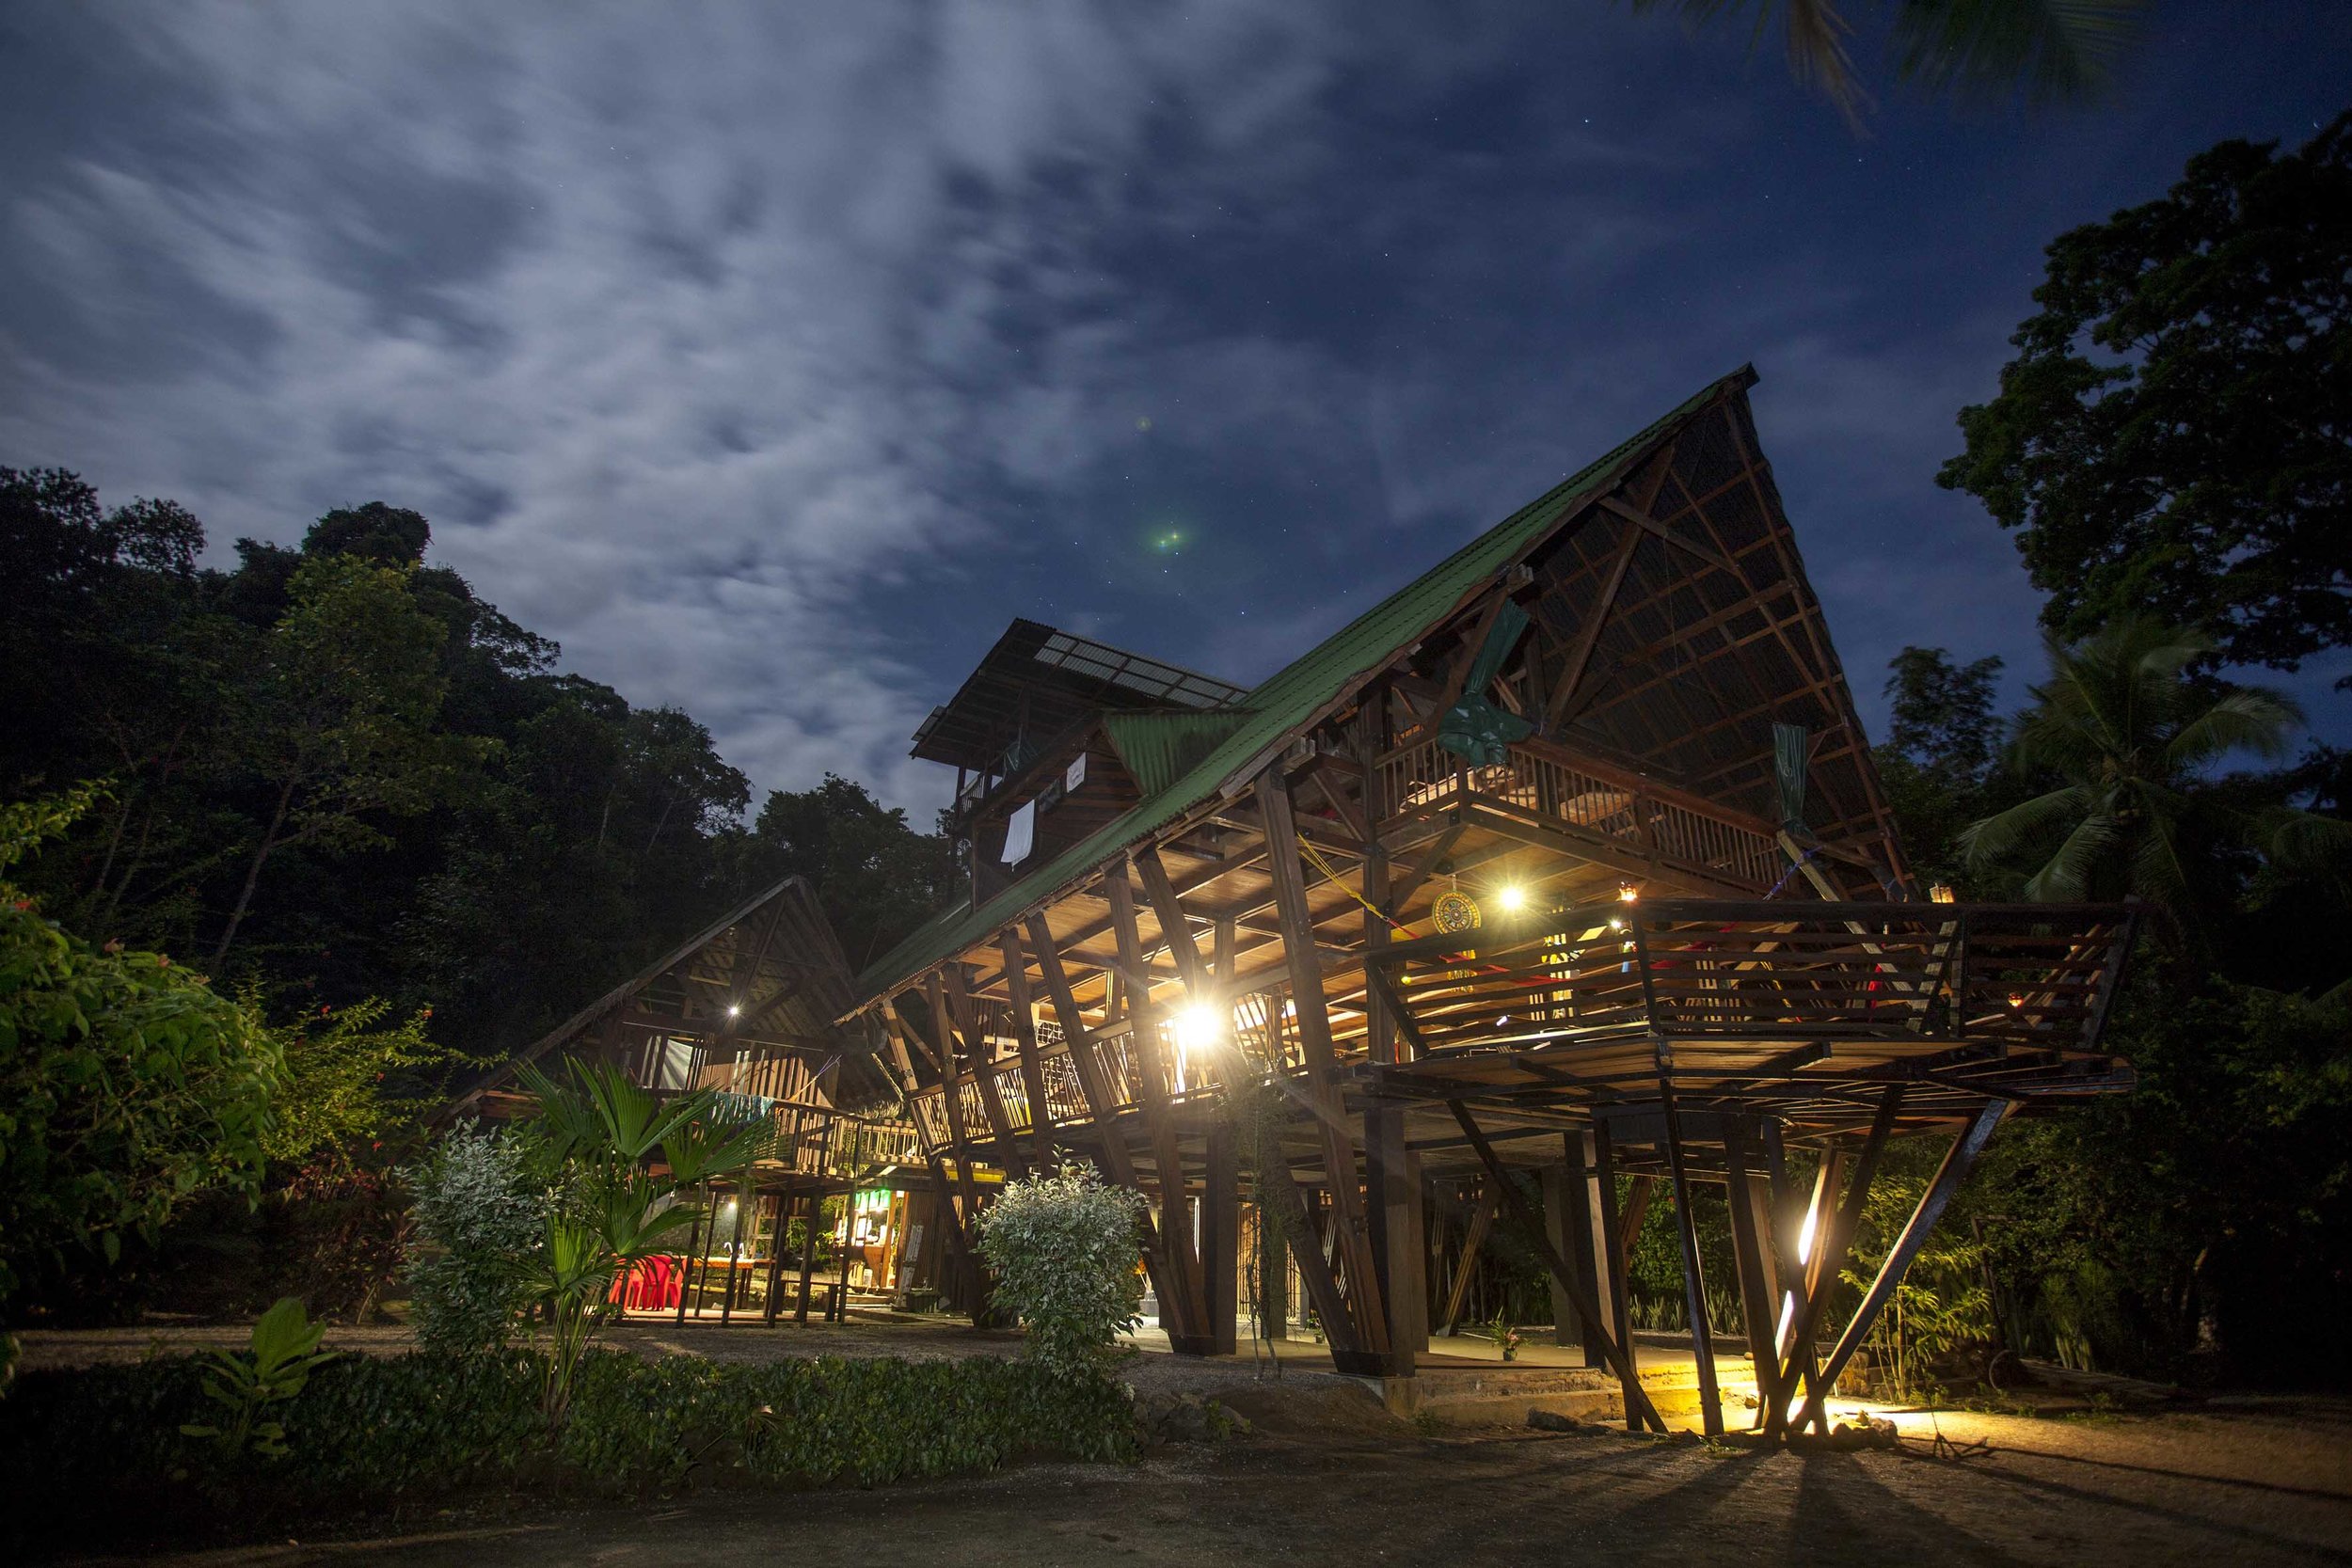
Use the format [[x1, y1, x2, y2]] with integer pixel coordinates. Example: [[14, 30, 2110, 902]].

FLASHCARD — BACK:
[[1375, 736, 1784, 890], [761, 1100, 923, 1178], [905, 986, 1306, 1149], [1371, 898, 2138, 1057]]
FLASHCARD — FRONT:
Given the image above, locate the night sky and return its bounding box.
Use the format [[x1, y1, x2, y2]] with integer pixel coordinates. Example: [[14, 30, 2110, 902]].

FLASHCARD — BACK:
[[6, 2, 2348, 814]]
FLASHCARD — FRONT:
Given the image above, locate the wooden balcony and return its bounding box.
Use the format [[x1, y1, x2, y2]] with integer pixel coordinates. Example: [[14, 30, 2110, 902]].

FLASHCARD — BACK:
[[1375, 736, 1788, 893], [903, 895, 2140, 1155]]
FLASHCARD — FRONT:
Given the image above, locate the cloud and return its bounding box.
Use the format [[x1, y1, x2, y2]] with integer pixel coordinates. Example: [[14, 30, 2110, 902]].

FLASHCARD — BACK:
[[10, 0, 2341, 825]]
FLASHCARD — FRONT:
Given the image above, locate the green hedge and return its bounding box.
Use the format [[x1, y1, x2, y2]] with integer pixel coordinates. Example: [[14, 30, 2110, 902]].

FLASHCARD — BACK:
[[0, 1349, 1136, 1552]]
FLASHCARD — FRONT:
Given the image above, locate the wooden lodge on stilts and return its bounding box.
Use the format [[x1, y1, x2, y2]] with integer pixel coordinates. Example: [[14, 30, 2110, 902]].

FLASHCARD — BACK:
[[465, 365, 2142, 1437]]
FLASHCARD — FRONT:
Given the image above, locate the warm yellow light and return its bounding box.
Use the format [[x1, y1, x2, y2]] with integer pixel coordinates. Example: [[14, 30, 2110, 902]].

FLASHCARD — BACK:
[[1173, 1002, 1224, 1056], [1796, 1204, 1820, 1266], [1495, 884, 1528, 913], [2008, 992, 2026, 1009], [1616, 880, 1641, 903], [1775, 1291, 1796, 1353], [1928, 883, 1956, 904]]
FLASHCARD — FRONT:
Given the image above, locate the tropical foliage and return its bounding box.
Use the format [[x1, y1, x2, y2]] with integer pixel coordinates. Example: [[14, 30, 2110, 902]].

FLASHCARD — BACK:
[[177, 1296, 339, 1460], [508, 1061, 772, 1420], [977, 1162, 1146, 1381], [1638, 0, 2144, 121], [1957, 618, 2342, 929], [1942, 112, 2352, 680], [0, 788, 281, 1330], [402, 1124, 543, 1354], [0, 1348, 1136, 1554]]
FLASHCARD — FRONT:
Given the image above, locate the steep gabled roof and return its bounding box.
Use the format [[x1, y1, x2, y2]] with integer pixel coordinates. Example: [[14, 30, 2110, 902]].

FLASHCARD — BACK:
[[452, 873, 873, 1114], [854, 367, 1761, 1002]]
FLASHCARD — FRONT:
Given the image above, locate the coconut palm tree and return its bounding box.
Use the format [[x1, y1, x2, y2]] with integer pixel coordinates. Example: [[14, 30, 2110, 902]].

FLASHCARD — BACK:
[[1959, 618, 2345, 930], [1637, 0, 2143, 123]]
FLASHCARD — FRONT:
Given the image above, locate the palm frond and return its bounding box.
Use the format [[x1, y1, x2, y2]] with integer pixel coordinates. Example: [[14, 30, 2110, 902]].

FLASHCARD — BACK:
[[1891, 0, 2142, 106], [1634, 0, 1868, 123], [2021, 809, 2119, 901], [2251, 805, 2352, 886], [2125, 813, 2196, 919], [1959, 784, 2095, 868], [2165, 687, 2304, 772]]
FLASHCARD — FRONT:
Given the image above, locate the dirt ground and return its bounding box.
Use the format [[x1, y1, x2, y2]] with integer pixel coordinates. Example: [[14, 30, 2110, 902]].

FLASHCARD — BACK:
[[28, 1319, 2352, 1566]]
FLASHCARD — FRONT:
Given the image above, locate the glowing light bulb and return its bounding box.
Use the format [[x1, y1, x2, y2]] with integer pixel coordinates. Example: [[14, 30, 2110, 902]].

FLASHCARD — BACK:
[[1173, 1003, 1224, 1056], [1616, 880, 1641, 903], [1495, 884, 1527, 913], [727, 1004, 740, 1018]]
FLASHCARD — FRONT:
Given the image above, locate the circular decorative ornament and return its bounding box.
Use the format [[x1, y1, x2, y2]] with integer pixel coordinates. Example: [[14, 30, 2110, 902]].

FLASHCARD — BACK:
[[1431, 889, 1482, 934]]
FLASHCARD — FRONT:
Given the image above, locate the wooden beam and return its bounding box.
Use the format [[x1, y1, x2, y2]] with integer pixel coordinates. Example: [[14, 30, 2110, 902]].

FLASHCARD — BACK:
[[1723, 1123, 1782, 1424], [1543, 521, 1644, 732], [939, 966, 1027, 1178], [1024, 913, 1180, 1318], [1134, 847, 1208, 999], [1797, 1100, 2010, 1429], [1437, 1186, 1498, 1335], [1448, 1101, 1662, 1432], [997, 928, 1057, 1169], [1256, 769, 1390, 1358], [1105, 867, 1212, 1342], [1655, 1042, 1724, 1435], [1590, 1119, 1660, 1431], [1768, 1086, 1902, 1438]]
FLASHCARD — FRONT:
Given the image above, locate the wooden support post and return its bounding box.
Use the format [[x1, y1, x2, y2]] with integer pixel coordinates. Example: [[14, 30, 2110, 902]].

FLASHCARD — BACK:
[[1438, 1186, 1498, 1337], [719, 1180, 748, 1324], [1655, 1046, 1723, 1435], [1449, 1101, 1662, 1433], [1797, 1101, 2010, 1430], [1106, 863, 1210, 1348], [1617, 1174, 1657, 1260], [997, 929, 1057, 1168], [1591, 1119, 1659, 1432], [1723, 1124, 1781, 1423], [1366, 1105, 1425, 1374], [901, 989, 987, 1232], [1540, 1162, 1580, 1349], [1024, 914, 1183, 1331], [1205, 1119, 1239, 1355], [1565, 1130, 1613, 1370], [941, 965, 1027, 1178], [1257, 770, 1390, 1368], [1769, 1086, 1902, 1438], [767, 1189, 795, 1325], [794, 1191, 821, 1325]]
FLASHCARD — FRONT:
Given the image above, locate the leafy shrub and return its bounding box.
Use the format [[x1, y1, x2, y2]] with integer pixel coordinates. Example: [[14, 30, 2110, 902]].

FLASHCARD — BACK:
[[978, 1162, 1145, 1381], [0, 1347, 1134, 1553], [402, 1123, 541, 1353], [0, 786, 281, 1350]]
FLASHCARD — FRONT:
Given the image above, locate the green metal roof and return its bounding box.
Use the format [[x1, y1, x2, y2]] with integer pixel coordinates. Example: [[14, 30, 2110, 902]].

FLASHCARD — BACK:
[[1101, 709, 1255, 797], [853, 366, 1757, 1002]]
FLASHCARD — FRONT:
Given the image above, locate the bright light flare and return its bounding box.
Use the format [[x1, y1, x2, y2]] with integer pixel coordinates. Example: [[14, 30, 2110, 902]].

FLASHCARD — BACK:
[[726, 1004, 740, 1018], [1173, 1002, 1225, 1056], [1796, 1205, 1820, 1266], [1495, 884, 1528, 913]]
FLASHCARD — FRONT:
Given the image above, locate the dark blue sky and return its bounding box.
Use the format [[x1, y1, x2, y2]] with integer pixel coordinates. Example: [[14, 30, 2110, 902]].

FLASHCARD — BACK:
[[5, 2, 2347, 812]]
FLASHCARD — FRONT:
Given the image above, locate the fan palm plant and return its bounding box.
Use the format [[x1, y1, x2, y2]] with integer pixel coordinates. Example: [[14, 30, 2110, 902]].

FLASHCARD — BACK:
[[1636, 0, 2143, 123], [1960, 619, 2345, 935], [514, 1060, 772, 1421]]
